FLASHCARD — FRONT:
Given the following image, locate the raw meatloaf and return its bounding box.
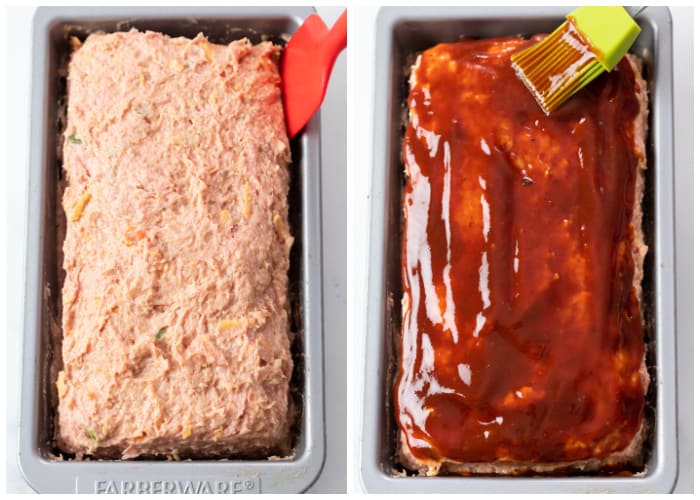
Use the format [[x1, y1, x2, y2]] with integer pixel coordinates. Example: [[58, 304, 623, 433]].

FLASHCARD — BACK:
[[397, 37, 648, 475], [57, 30, 293, 459]]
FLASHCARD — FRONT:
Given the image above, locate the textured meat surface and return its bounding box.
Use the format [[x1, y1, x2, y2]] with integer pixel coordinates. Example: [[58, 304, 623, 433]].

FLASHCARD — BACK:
[[58, 30, 293, 459], [397, 38, 648, 475]]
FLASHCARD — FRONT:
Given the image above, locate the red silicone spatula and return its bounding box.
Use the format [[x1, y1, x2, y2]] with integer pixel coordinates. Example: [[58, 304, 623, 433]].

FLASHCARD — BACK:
[[281, 9, 347, 138]]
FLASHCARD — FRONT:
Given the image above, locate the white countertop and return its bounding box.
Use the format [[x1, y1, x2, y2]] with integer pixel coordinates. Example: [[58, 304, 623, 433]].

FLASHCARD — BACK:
[[5, 3, 693, 495], [5, 5, 346, 493]]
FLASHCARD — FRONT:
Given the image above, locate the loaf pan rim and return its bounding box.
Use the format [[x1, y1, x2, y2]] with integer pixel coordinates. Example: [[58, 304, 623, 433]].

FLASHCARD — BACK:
[[360, 5, 677, 493], [19, 5, 325, 494]]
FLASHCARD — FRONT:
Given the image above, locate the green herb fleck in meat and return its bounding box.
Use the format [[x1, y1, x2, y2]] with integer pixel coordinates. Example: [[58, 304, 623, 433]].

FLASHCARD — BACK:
[[68, 133, 82, 144], [156, 327, 167, 340], [85, 428, 98, 441]]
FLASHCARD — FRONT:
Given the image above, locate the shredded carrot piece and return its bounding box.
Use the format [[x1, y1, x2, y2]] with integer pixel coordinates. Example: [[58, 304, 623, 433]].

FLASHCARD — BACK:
[[220, 209, 229, 224], [124, 226, 146, 246], [243, 182, 251, 218], [169, 59, 184, 72], [57, 371, 67, 397], [273, 213, 286, 240], [203, 41, 212, 63], [218, 319, 244, 330], [70, 192, 91, 221]]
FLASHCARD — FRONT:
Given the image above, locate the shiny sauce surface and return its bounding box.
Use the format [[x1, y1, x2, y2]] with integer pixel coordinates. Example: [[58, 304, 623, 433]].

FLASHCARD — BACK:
[[398, 38, 646, 465]]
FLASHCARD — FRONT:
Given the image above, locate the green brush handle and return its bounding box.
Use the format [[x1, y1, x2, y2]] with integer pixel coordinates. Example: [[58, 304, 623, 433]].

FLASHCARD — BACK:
[[568, 6, 641, 71]]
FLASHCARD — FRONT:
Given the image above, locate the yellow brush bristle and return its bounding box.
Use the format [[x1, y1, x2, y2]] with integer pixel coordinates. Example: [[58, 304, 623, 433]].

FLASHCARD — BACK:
[[511, 20, 605, 114]]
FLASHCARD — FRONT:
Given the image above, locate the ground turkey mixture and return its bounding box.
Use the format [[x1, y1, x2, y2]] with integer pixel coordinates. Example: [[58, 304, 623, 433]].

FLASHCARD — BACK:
[[57, 30, 293, 459]]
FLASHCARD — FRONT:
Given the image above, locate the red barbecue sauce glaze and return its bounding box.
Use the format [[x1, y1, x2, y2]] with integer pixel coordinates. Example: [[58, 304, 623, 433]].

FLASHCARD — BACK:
[[397, 37, 646, 466]]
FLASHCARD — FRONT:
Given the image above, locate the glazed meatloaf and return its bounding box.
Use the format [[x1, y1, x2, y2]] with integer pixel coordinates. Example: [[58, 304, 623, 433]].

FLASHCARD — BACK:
[[57, 30, 293, 459], [397, 37, 649, 476]]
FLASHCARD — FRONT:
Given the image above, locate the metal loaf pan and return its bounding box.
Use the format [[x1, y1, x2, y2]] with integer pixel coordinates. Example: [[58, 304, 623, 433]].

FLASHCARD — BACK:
[[362, 6, 677, 493], [20, 6, 324, 494]]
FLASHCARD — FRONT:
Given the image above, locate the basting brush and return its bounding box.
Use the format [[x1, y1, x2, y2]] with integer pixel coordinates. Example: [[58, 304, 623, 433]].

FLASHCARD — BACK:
[[511, 6, 641, 115]]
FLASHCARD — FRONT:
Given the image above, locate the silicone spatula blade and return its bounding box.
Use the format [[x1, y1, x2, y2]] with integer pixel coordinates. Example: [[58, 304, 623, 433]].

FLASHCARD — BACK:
[[281, 10, 347, 138]]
